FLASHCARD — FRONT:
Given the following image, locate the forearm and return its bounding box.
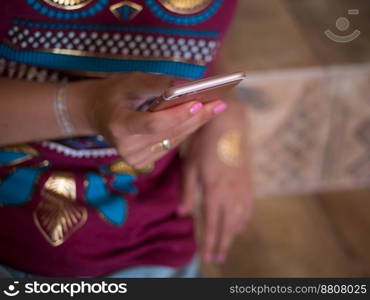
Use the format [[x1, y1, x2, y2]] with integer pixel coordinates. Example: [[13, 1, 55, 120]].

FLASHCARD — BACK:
[[0, 78, 95, 146]]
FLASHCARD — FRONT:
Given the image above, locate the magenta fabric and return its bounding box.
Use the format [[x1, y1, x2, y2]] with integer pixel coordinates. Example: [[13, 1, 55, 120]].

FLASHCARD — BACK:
[[0, 0, 238, 277], [0, 148, 196, 277]]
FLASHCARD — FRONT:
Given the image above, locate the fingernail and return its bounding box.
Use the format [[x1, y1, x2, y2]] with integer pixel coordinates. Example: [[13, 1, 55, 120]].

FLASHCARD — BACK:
[[204, 254, 212, 263], [190, 102, 203, 114], [213, 102, 227, 115], [216, 254, 225, 264]]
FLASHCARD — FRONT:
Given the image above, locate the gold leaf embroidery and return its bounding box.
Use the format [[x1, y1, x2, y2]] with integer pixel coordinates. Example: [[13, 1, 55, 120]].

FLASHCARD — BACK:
[[43, 172, 76, 199], [159, 0, 213, 14], [108, 159, 137, 175], [34, 172, 87, 246], [110, 1, 143, 21], [1, 145, 39, 166], [41, 0, 93, 10], [108, 159, 154, 175], [2, 145, 39, 156]]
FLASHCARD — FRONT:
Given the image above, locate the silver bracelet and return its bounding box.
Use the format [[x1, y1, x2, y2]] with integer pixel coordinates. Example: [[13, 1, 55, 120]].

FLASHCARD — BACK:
[[53, 84, 76, 136]]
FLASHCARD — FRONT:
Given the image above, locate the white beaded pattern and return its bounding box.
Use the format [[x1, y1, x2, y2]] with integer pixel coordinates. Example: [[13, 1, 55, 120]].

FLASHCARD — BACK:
[[42, 141, 118, 158], [7, 26, 218, 63]]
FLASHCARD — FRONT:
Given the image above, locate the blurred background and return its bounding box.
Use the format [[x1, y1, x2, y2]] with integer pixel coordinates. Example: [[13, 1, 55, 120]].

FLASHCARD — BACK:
[[201, 0, 370, 277]]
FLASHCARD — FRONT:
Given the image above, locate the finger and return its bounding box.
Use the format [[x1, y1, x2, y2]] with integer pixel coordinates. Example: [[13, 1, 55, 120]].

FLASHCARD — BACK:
[[164, 100, 226, 140], [155, 100, 227, 134], [123, 106, 210, 168], [235, 208, 248, 234], [136, 73, 174, 90], [125, 101, 200, 135], [202, 187, 221, 264], [118, 116, 199, 159], [125, 135, 183, 169], [215, 205, 237, 264], [116, 100, 228, 167], [124, 100, 227, 135], [117, 133, 164, 156], [116, 72, 174, 96], [136, 99, 226, 149], [236, 192, 254, 233], [119, 102, 218, 166], [109, 72, 175, 109], [172, 79, 189, 86], [236, 219, 247, 234], [178, 162, 198, 216]]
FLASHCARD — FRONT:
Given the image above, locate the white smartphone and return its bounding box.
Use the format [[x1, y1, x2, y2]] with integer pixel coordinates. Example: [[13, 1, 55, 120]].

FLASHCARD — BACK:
[[138, 71, 246, 112]]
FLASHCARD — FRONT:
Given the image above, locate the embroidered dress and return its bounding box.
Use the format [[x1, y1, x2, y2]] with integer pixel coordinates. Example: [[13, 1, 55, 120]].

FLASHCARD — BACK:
[[0, 0, 238, 276]]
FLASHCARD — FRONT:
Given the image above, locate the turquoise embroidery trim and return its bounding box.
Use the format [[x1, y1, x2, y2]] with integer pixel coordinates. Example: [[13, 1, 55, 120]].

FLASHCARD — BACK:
[[26, 0, 109, 19], [114, 4, 139, 21], [0, 168, 40, 205], [112, 174, 137, 194], [0, 151, 29, 165], [0, 43, 206, 79], [13, 18, 220, 38], [146, 0, 223, 25], [85, 172, 133, 226]]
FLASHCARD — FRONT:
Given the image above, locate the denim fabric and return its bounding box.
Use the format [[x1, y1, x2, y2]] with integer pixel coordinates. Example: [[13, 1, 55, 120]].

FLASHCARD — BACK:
[[0, 256, 200, 278]]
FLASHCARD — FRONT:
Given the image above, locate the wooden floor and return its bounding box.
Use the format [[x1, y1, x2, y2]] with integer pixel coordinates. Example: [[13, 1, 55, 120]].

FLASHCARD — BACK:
[[201, 189, 370, 277], [221, 0, 370, 72], [200, 0, 370, 277]]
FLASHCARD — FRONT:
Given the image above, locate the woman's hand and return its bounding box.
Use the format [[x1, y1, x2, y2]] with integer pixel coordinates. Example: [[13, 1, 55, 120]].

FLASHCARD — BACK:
[[179, 97, 253, 264], [73, 72, 228, 169]]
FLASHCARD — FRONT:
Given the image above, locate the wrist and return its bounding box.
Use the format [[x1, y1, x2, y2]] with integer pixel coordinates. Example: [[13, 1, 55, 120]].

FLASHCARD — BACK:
[[67, 80, 99, 136]]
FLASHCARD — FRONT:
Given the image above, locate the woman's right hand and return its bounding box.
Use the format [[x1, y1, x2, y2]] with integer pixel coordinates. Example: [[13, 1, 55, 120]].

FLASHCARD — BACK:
[[73, 72, 228, 169]]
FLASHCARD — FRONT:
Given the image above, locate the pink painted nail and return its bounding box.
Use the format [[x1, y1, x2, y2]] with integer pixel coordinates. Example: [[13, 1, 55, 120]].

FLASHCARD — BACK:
[[190, 102, 203, 114], [205, 254, 212, 263], [213, 102, 227, 114], [216, 254, 225, 264]]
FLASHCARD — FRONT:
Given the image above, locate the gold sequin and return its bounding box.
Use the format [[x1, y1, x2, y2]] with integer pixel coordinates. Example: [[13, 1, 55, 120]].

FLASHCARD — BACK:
[[34, 172, 87, 246], [158, 0, 212, 14], [41, 0, 93, 10]]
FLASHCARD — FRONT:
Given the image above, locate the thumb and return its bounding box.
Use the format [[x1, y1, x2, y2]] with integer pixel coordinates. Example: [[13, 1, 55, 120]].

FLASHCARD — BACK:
[[121, 109, 155, 135]]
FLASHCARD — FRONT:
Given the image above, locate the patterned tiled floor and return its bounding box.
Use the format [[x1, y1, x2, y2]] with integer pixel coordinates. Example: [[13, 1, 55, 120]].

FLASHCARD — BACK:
[[242, 64, 370, 197]]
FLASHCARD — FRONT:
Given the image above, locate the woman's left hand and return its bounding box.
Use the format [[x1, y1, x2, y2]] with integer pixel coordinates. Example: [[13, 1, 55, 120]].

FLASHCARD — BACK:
[[179, 97, 254, 264]]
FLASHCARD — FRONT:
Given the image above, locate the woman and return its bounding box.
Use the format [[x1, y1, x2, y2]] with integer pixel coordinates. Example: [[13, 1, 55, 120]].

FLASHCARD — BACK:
[[0, 0, 252, 277]]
